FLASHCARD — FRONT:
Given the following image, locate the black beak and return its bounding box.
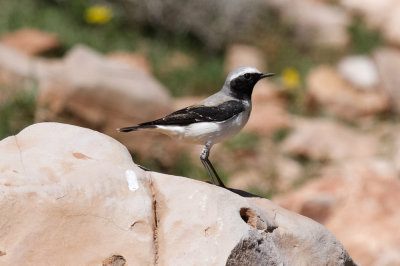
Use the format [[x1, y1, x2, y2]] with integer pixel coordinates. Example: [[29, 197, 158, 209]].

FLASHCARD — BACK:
[[259, 73, 275, 79]]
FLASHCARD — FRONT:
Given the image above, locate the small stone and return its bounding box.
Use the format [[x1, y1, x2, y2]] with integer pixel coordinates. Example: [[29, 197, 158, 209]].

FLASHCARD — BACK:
[[1, 28, 60, 56], [373, 47, 400, 113], [337, 55, 379, 89]]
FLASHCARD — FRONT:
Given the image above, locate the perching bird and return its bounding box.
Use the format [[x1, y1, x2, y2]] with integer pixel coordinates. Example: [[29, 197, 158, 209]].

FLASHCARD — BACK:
[[118, 66, 274, 187]]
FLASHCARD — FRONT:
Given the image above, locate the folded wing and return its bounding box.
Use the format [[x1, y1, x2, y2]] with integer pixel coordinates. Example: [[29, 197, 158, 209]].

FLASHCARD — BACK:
[[139, 100, 245, 126]]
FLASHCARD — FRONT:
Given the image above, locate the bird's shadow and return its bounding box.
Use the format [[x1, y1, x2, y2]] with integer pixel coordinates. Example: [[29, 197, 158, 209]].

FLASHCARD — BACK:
[[138, 164, 263, 199], [226, 187, 262, 198]]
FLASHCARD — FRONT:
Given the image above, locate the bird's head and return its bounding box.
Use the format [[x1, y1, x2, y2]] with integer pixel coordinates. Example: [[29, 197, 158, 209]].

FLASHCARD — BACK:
[[224, 66, 274, 100]]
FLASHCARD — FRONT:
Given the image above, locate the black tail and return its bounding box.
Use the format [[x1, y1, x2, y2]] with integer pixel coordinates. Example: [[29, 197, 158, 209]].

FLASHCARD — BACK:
[[117, 124, 156, 132]]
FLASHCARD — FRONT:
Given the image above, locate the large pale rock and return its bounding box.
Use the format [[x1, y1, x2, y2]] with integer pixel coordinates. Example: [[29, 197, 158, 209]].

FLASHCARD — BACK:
[[0, 123, 155, 265], [1, 28, 60, 56], [307, 65, 389, 119], [0, 123, 355, 265], [276, 159, 400, 266], [374, 47, 400, 113], [281, 118, 379, 161]]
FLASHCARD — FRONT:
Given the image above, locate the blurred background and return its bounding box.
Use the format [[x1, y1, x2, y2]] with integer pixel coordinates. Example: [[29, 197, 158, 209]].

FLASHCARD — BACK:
[[1, 0, 400, 264]]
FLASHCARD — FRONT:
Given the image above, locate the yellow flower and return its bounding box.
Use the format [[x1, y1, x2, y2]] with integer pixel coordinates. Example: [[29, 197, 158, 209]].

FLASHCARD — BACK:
[[282, 67, 300, 90], [85, 5, 113, 24]]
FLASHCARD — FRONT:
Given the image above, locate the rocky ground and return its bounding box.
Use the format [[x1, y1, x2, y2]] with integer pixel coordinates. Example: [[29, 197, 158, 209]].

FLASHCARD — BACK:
[[1, 0, 400, 265]]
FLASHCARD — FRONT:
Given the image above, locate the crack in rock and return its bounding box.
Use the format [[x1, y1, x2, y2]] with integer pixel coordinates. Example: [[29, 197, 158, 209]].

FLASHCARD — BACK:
[[14, 136, 26, 177], [148, 172, 159, 266]]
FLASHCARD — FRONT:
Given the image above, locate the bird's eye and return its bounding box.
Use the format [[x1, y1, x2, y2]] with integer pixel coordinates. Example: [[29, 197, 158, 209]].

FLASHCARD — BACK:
[[244, 73, 251, 79]]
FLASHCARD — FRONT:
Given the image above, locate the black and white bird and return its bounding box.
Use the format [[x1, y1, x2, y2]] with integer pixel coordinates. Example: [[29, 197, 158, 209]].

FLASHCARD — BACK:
[[118, 66, 274, 188]]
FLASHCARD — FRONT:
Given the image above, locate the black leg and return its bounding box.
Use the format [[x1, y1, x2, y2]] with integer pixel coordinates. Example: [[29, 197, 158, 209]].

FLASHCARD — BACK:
[[200, 141, 225, 187], [200, 157, 216, 185], [206, 158, 226, 188], [137, 164, 151, 171]]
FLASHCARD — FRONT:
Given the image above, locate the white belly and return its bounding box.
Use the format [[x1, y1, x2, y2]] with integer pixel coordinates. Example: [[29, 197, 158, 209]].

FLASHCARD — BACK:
[[154, 109, 251, 145]]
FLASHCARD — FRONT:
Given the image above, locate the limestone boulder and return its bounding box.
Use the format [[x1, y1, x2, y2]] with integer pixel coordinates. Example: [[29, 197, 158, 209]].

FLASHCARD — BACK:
[[275, 159, 400, 266], [1, 28, 61, 56], [0, 122, 355, 265], [307, 65, 389, 119]]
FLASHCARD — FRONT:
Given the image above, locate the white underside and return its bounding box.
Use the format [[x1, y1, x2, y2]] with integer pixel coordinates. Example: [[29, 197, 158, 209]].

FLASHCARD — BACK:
[[150, 109, 251, 145]]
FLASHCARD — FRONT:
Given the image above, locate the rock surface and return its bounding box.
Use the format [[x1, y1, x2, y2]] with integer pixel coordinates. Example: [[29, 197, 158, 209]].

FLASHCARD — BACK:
[[0, 123, 355, 265], [276, 159, 400, 266], [1, 28, 60, 56]]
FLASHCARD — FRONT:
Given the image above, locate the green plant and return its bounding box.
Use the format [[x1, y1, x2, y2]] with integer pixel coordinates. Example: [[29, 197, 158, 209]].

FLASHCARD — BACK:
[[348, 16, 382, 54], [0, 87, 37, 140], [224, 132, 260, 151]]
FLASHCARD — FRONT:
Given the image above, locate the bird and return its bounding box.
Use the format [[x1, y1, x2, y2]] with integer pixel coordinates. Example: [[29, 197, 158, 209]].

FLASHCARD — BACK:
[[118, 66, 274, 188]]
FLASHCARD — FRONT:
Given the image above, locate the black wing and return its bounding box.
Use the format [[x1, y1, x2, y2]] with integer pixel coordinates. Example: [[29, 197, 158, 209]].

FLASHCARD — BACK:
[[139, 100, 245, 127]]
